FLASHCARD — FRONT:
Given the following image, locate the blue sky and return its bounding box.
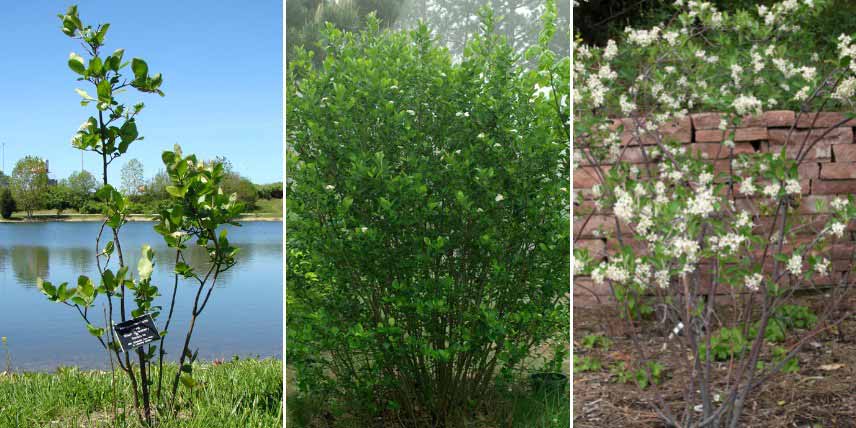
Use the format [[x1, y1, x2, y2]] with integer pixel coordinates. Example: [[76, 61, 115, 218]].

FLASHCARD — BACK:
[[0, 1, 282, 185]]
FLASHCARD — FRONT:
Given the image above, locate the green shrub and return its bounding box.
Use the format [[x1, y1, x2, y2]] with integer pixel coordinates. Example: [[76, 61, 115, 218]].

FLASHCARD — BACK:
[[573, 355, 603, 373], [286, 4, 569, 425], [700, 328, 748, 361], [0, 188, 15, 218], [775, 304, 817, 329]]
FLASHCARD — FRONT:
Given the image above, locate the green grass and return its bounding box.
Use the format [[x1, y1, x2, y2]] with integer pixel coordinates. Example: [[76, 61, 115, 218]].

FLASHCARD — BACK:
[[286, 379, 569, 428], [250, 198, 283, 217], [0, 358, 283, 428]]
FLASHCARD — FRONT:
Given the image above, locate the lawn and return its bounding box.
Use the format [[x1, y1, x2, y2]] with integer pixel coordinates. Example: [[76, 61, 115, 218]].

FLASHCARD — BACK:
[[0, 358, 283, 428], [250, 198, 283, 217]]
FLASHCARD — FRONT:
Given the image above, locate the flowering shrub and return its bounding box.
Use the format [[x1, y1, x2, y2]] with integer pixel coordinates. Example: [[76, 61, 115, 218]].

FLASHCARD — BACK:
[[287, 3, 569, 425], [574, 1, 856, 426]]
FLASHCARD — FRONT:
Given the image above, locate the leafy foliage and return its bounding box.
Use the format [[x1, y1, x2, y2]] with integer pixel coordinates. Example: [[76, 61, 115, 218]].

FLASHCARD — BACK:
[[287, 2, 569, 424], [700, 328, 748, 362], [0, 188, 15, 219], [10, 156, 48, 218], [573, 355, 603, 373]]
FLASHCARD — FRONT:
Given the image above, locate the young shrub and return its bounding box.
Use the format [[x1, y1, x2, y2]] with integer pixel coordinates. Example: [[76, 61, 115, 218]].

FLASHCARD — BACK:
[[35, 6, 243, 426], [287, 4, 569, 425]]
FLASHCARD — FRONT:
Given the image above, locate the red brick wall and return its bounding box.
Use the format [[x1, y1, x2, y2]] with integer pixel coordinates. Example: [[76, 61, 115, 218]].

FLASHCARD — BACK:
[[573, 111, 856, 306]]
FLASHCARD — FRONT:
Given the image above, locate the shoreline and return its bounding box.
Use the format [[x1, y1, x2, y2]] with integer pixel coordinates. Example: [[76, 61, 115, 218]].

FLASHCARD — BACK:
[[0, 214, 281, 223]]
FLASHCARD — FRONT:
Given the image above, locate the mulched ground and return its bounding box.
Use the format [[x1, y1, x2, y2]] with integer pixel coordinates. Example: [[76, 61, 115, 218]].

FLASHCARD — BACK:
[[573, 294, 856, 428]]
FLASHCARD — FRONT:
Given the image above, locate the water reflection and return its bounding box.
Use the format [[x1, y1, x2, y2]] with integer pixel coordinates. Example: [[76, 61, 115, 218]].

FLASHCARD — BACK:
[[0, 221, 282, 370], [10, 246, 51, 286]]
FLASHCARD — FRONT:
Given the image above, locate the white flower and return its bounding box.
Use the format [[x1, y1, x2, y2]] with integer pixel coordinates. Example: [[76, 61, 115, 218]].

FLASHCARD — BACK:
[[634, 261, 651, 287], [831, 197, 848, 210], [830, 221, 846, 238], [592, 264, 606, 285], [787, 254, 802, 276], [406, 109, 416, 116], [784, 179, 802, 195], [794, 86, 811, 101], [360, 226, 368, 233], [477, 132, 486, 139], [735, 210, 754, 228], [686, 186, 716, 217], [605, 263, 629, 283], [625, 26, 660, 47], [619, 95, 636, 114], [663, 31, 680, 46], [455, 111, 470, 117], [324, 184, 335, 191], [762, 182, 781, 199], [533, 83, 552, 100], [613, 188, 634, 221], [834, 76, 856, 100], [733, 95, 762, 116], [673, 237, 700, 262], [655, 270, 670, 289], [744, 273, 763, 291], [730, 63, 744, 85], [815, 257, 830, 276], [495, 194, 504, 202], [604, 39, 618, 59], [712, 232, 746, 254]]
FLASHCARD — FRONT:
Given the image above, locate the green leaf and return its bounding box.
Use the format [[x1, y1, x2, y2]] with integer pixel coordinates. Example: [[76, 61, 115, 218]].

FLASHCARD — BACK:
[[103, 240, 115, 256], [180, 373, 198, 389], [96, 79, 112, 101], [138, 245, 154, 281], [86, 324, 105, 338], [75, 88, 95, 100], [166, 186, 186, 198], [68, 53, 86, 75], [131, 58, 148, 79]]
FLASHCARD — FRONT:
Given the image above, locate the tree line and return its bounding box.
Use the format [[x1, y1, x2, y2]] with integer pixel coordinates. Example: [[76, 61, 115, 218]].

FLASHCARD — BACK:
[[0, 155, 281, 219]]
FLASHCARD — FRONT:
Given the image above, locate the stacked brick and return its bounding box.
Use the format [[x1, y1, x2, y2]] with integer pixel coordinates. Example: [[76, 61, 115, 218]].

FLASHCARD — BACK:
[[573, 111, 856, 306]]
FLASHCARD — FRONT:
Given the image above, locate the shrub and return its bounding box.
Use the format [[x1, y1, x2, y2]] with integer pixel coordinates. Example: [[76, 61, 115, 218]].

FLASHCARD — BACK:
[[0, 188, 15, 219], [256, 182, 283, 199], [286, 3, 569, 425], [574, 1, 856, 426]]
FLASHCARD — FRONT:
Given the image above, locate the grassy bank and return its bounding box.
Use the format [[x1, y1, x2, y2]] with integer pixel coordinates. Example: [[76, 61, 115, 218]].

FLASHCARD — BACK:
[[0, 358, 283, 428]]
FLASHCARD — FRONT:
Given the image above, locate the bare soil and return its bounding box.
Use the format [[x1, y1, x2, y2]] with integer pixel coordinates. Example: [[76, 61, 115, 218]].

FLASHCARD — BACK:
[[573, 294, 856, 428]]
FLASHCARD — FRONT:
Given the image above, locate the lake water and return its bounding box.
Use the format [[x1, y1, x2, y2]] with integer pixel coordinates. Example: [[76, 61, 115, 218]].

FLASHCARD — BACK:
[[0, 221, 282, 371]]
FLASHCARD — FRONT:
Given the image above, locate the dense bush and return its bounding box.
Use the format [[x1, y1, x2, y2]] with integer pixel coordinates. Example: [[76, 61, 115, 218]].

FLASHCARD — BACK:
[[0, 188, 15, 218], [287, 4, 568, 425], [256, 182, 283, 199]]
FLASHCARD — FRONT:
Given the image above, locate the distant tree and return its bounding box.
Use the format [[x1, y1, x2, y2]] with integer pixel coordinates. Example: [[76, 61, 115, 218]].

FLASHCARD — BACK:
[[0, 171, 9, 188], [223, 173, 259, 208], [146, 168, 170, 199], [257, 182, 283, 199], [10, 156, 48, 218], [287, 0, 405, 64], [120, 158, 145, 195], [67, 170, 98, 195], [0, 188, 15, 219], [44, 184, 74, 216], [211, 156, 259, 207], [398, 0, 570, 60]]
